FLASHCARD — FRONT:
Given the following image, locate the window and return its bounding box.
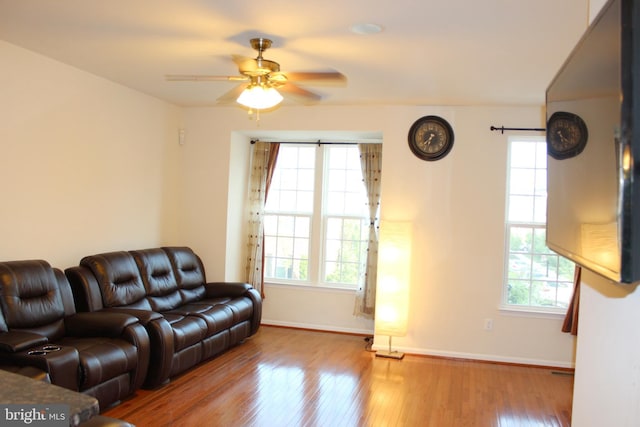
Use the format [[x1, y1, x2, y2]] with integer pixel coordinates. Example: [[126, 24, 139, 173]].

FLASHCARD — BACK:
[[263, 144, 370, 289], [503, 137, 575, 312]]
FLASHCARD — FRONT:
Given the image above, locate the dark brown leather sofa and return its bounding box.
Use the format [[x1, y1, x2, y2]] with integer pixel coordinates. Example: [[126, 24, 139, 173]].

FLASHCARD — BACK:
[[65, 246, 262, 388], [0, 260, 150, 409]]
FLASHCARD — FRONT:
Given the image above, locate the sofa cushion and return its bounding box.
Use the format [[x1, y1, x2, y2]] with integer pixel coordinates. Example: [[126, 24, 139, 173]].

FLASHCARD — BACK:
[[195, 297, 254, 325], [80, 253, 147, 308], [166, 303, 234, 336], [161, 313, 207, 352]]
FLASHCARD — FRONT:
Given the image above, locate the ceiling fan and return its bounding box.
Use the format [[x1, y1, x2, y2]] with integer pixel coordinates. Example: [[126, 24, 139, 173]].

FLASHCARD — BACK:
[[165, 38, 346, 110]]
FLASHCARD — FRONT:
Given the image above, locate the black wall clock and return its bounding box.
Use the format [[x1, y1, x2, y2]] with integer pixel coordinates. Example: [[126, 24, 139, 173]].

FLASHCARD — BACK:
[[546, 111, 588, 160], [408, 115, 454, 161]]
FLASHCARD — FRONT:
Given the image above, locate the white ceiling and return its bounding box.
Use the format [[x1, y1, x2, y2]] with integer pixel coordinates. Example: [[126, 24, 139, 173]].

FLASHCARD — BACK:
[[0, 0, 591, 108]]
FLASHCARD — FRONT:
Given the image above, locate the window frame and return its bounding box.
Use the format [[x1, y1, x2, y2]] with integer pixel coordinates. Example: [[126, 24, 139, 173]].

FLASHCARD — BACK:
[[263, 143, 369, 290], [501, 136, 575, 315]]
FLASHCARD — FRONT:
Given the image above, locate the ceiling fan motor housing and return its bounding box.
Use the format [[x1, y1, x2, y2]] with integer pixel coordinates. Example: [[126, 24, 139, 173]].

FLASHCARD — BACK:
[[241, 38, 281, 76]]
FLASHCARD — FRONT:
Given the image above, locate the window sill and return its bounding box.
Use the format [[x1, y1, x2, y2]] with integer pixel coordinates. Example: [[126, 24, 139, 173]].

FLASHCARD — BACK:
[[499, 305, 567, 319], [264, 281, 357, 293]]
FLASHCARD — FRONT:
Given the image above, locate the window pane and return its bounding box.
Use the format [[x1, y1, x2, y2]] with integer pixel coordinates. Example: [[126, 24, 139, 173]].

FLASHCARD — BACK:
[[533, 195, 547, 223], [510, 169, 536, 195], [298, 147, 315, 168], [532, 254, 558, 280], [558, 257, 575, 281], [328, 170, 347, 191], [323, 216, 367, 285], [509, 253, 531, 279], [508, 196, 534, 222], [264, 213, 311, 282], [535, 170, 547, 196], [507, 279, 531, 305], [296, 190, 314, 212], [510, 141, 537, 168], [326, 191, 345, 213], [298, 169, 315, 191], [266, 145, 315, 214], [532, 228, 551, 254], [509, 227, 533, 253], [324, 146, 367, 217]]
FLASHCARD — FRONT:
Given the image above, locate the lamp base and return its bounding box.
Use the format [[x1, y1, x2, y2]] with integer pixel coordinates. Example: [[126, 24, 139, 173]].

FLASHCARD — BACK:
[[375, 350, 405, 360]]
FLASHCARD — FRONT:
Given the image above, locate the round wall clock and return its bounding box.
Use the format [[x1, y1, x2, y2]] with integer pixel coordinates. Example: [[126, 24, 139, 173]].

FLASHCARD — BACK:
[[408, 115, 455, 161], [546, 111, 588, 160]]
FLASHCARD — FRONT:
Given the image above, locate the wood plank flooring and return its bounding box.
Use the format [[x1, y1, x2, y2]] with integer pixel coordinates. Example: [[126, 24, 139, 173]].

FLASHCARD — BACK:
[[103, 326, 573, 427]]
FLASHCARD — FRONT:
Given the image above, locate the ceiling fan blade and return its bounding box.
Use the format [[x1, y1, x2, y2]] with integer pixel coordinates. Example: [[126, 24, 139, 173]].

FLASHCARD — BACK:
[[216, 84, 248, 104], [284, 71, 347, 85], [279, 83, 322, 105], [165, 74, 248, 82]]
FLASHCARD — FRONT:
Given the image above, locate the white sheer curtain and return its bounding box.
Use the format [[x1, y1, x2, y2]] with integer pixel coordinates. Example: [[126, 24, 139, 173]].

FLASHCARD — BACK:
[[245, 141, 279, 297], [354, 143, 383, 318]]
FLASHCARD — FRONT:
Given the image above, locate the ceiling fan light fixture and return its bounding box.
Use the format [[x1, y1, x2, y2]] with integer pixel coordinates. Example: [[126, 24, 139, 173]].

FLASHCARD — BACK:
[[236, 84, 283, 109]]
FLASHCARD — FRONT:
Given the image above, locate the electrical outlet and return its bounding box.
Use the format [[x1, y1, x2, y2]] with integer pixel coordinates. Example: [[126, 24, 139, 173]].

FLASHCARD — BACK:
[[484, 318, 493, 331]]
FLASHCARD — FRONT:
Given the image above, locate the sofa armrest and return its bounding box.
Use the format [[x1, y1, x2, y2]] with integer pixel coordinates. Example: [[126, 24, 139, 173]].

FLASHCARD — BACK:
[[204, 282, 253, 298], [204, 283, 262, 335], [245, 288, 262, 335], [64, 312, 139, 338], [103, 308, 163, 326], [65, 266, 105, 312], [99, 308, 173, 388], [0, 331, 48, 353]]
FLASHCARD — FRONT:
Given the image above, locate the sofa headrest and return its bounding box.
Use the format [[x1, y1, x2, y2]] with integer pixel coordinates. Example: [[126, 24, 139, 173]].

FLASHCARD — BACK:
[[80, 252, 147, 308], [131, 249, 178, 296], [130, 248, 183, 311], [162, 247, 206, 290], [0, 260, 65, 329]]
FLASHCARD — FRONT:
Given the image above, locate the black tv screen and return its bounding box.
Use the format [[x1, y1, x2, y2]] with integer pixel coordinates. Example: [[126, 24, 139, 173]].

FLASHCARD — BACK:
[[546, 0, 640, 284]]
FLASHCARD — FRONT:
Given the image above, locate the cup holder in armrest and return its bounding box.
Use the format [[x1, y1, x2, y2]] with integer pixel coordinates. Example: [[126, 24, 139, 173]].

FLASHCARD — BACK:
[[27, 345, 62, 356]]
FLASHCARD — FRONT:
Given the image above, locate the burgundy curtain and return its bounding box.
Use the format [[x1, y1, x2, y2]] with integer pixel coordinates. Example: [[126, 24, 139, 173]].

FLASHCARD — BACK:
[[561, 265, 581, 335]]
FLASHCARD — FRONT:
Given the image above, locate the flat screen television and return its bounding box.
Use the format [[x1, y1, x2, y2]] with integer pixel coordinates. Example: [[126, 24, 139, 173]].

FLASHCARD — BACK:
[[546, 0, 640, 284]]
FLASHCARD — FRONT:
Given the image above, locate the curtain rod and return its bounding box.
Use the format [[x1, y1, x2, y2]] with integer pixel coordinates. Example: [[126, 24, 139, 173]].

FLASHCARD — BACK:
[[490, 126, 546, 134], [251, 139, 358, 145]]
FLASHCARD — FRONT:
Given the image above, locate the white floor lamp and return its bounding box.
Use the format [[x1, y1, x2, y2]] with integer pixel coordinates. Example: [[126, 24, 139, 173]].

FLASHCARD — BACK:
[[374, 221, 412, 360]]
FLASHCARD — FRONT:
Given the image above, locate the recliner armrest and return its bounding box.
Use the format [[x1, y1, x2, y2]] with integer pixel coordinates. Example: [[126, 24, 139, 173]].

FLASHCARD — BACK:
[[102, 308, 163, 326], [64, 312, 139, 338], [204, 282, 262, 335], [204, 282, 253, 298], [0, 331, 48, 353]]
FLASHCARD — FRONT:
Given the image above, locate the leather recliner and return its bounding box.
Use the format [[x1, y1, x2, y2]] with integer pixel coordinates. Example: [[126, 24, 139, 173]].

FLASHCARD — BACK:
[[0, 260, 150, 409]]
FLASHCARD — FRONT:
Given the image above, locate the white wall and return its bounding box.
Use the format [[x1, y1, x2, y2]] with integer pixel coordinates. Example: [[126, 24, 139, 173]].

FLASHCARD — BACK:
[[0, 41, 183, 268], [180, 104, 575, 366], [571, 272, 640, 427]]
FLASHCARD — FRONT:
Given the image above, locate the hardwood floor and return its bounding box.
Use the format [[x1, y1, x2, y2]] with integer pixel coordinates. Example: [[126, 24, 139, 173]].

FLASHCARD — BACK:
[[104, 326, 573, 427]]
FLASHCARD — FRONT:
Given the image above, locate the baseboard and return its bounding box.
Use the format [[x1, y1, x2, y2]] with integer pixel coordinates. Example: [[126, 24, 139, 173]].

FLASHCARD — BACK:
[[371, 343, 575, 369]]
